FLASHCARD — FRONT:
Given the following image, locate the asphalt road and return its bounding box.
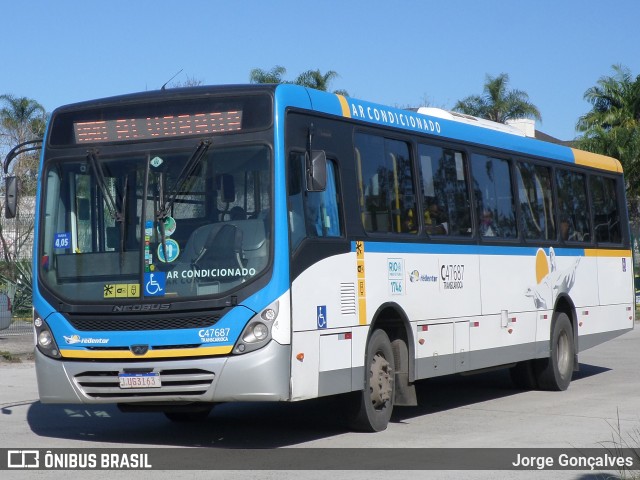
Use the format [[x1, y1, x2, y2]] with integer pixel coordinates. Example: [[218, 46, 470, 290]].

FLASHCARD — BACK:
[[1, 323, 639, 480]]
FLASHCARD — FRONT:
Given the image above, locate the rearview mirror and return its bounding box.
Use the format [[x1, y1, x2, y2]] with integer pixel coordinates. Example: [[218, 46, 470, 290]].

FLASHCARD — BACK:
[[306, 150, 326, 192], [5, 176, 18, 219]]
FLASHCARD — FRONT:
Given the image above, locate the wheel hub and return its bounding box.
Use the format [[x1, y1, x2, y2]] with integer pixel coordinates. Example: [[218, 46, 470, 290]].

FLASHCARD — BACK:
[[370, 353, 393, 409]]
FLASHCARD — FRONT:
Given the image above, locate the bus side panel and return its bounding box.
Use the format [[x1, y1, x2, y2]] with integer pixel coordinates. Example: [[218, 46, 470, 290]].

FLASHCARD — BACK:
[[365, 249, 482, 321], [596, 253, 633, 307], [290, 252, 357, 400], [415, 321, 455, 378], [577, 252, 634, 349], [479, 253, 545, 315]]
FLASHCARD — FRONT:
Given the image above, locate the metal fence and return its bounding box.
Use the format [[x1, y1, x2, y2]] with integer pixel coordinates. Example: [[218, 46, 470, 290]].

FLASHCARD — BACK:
[[1, 317, 32, 336]]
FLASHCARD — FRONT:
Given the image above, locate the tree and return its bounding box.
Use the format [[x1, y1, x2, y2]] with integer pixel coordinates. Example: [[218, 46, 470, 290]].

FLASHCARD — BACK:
[[0, 95, 47, 195], [0, 95, 45, 309], [453, 73, 541, 124], [169, 75, 204, 88], [293, 69, 348, 95], [250, 66, 349, 95], [249, 65, 288, 84], [575, 65, 640, 197]]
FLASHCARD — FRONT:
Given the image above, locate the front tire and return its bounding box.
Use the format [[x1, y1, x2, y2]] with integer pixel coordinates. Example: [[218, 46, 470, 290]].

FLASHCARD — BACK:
[[535, 312, 575, 391], [348, 329, 395, 432]]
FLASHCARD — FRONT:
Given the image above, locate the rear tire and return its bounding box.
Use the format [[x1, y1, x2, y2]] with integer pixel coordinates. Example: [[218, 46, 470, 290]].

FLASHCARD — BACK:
[[348, 329, 395, 432], [535, 312, 574, 391]]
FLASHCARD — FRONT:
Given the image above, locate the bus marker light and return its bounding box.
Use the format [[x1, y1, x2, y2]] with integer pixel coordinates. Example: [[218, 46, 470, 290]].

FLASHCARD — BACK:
[[418, 339, 425, 345], [420, 325, 429, 331], [507, 329, 513, 334], [296, 353, 304, 361], [472, 322, 480, 327], [579, 322, 583, 327]]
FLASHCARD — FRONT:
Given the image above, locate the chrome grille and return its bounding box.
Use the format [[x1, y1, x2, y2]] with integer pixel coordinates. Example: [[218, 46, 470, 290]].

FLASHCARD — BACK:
[[74, 368, 215, 399]]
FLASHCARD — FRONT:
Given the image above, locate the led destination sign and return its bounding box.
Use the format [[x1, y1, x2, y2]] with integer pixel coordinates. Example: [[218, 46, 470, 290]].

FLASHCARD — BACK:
[[73, 111, 242, 144]]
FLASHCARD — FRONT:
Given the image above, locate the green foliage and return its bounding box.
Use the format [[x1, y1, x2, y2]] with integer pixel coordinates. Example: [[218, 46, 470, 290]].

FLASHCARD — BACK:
[[0, 259, 32, 313], [453, 73, 542, 123], [249, 65, 348, 95], [575, 65, 640, 198], [249, 65, 288, 84], [1, 94, 47, 196]]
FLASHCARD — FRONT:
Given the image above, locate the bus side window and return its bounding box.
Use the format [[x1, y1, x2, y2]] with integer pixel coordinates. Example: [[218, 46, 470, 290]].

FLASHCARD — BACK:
[[354, 133, 415, 234], [288, 152, 343, 250], [305, 160, 342, 238], [556, 169, 590, 243], [471, 154, 517, 239], [418, 144, 471, 237], [516, 161, 555, 241], [590, 175, 621, 244]]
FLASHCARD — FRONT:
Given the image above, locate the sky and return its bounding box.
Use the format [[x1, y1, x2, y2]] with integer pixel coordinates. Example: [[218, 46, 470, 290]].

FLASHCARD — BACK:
[[2, 0, 640, 143]]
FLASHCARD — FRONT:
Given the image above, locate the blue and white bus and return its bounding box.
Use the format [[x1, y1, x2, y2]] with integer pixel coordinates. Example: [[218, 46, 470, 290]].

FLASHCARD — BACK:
[[10, 84, 633, 431]]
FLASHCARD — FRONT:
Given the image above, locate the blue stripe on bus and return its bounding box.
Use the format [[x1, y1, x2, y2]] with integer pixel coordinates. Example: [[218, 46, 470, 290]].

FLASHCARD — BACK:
[[274, 84, 576, 166], [353, 241, 586, 257]]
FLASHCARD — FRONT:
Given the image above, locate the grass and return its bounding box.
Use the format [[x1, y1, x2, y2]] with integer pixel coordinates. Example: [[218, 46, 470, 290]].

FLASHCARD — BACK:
[[0, 350, 21, 362], [601, 409, 640, 479]]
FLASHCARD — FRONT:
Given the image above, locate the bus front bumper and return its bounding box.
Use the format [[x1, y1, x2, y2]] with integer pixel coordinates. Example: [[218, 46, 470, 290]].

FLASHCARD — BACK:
[[34, 340, 291, 404]]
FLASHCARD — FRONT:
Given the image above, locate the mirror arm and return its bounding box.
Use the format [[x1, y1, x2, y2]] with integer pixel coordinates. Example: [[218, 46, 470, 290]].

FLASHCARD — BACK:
[[3, 139, 42, 174]]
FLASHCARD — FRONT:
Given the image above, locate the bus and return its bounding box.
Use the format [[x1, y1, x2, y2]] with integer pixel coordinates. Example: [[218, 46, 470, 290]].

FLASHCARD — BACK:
[[7, 84, 633, 432]]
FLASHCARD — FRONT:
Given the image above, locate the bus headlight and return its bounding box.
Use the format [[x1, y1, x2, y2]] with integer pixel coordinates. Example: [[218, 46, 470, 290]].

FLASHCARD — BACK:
[[233, 301, 278, 355], [33, 311, 61, 359]]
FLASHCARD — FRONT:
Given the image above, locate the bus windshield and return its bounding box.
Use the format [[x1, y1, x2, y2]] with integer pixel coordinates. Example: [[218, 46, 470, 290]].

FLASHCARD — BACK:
[[39, 143, 272, 303]]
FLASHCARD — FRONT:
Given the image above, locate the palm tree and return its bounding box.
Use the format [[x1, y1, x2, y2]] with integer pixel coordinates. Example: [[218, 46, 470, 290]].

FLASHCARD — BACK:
[[575, 65, 640, 175], [0, 95, 45, 306], [250, 66, 349, 95], [0, 95, 46, 195], [453, 73, 541, 124], [0, 94, 46, 147], [249, 65, 288, 84], [293, 69, 348, 95]]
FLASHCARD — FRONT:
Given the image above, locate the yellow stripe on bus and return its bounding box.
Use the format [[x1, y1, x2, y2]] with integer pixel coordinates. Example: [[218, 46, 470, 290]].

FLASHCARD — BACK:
[[584, 249, 632, 257], [337, 95, 351, 118], [60, 345, 232, 359], [572, 148, 622, 173], [355, 240, 367, 325]]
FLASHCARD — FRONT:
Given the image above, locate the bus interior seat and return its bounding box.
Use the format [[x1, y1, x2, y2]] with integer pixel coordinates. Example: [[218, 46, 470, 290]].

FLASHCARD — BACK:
[[179, 219, 268, 273]]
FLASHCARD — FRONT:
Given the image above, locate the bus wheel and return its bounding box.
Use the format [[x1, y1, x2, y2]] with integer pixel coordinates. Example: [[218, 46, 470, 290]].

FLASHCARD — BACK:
[[535, 312, 574, 391], [163, 404, 213, 422], [349, 329, 395, 432]]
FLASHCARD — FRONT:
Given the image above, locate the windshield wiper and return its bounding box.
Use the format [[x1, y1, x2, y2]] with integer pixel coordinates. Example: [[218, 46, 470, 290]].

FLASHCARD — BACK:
[[87, 149, 127, 255], [155, 140, 211, 260], [87, 149, 124, 223]]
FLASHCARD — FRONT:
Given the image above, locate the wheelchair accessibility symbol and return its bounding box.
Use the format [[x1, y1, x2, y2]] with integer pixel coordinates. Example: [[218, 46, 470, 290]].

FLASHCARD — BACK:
[[317, 305, 327, 329], [144, 272, 166, 297]]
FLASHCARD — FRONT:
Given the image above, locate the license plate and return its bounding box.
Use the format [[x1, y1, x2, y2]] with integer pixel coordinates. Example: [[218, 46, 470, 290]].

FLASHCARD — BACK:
[[118, 372, 161, 389]]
